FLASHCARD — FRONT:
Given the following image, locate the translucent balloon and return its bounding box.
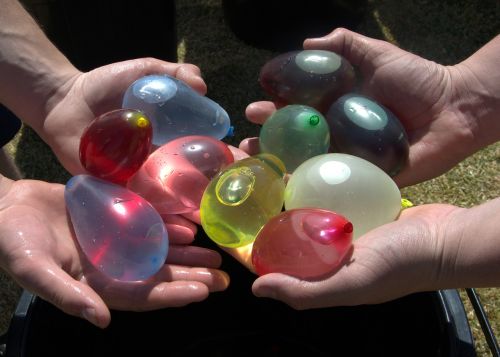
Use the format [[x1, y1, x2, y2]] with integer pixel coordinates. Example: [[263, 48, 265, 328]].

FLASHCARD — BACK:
[[252, 208, 353, 279], [128, 135, 234, 214], [65, 175, 168, 281], [285, 153, 401, 239], [200, 154, 286, 248], [327, 94, 409, 176], [259, 105, 330, 172], [122, 74, 231, 146], [259, 50, 355, 113], [79, 109, 152, 184]]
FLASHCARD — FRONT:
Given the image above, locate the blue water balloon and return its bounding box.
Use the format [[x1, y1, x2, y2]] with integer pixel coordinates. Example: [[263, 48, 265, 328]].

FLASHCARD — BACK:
[[65, 175, 169, 281], [122, 74, 231, 146]]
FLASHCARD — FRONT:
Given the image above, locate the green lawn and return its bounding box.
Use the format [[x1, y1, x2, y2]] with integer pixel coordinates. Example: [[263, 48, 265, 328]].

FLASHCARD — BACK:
[[3, 0, 500, 355]]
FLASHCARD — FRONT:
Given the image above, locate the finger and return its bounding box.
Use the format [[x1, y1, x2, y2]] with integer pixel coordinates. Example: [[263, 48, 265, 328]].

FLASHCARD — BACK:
[[99, 59, 207, 108], [245, 101, 277, 124], [238, 137, 260, 156], [252, 263, 358, 310], [11, 260, 110, 328], [162, 214, 197, 245], [88, 266, 230, 311], [126, 59, 207, 95], [167, 245, 222, 269], [304, 28, 392, 69], [252, 272, 361, 310], [252, 273, 320, 309], [171, 63, 208, 95], [392, 162, 420, 189], [91, 279, 211, 311], [181, 210, 201, 225], [392, 132, 459, 188], [154, 264, 230, 292], [228, 145, 250, 161]]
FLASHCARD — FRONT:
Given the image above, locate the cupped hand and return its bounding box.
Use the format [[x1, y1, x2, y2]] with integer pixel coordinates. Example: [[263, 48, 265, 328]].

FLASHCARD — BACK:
[[246, 28, 482, 187], [35, 58, 207, 176], [250, 203, 462, 309], [0, 177, 229, 328]]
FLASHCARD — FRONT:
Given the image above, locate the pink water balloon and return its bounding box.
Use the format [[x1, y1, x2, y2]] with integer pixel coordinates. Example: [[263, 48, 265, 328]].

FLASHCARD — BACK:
[[128, 135, 234, 214], [252, 208, 353, 279]]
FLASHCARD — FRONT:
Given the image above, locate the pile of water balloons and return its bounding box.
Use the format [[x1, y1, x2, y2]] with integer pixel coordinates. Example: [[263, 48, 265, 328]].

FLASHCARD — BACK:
[[65, 49, 410, 282], [65, 75, 233, 281]]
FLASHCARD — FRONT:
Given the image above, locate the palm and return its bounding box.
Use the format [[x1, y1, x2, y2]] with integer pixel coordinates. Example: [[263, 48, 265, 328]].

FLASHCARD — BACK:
[[252, 203, 462, 308], [38, 59, 207, 175], [0, 179, 228, 328], [0, 180, 87, 304]]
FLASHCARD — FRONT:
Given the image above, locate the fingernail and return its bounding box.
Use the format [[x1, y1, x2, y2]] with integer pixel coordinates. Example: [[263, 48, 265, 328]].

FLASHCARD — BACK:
[[219, 271, 231, 288], [82, 307, 98, 326]]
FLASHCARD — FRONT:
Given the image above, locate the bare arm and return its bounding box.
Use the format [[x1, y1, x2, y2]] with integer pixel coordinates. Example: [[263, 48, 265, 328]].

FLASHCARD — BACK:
[[0, 1, 228, 328], [245, 31, 500, 187], [450, 34, 500, 150], [0, 0, 78, 130], [438, 197, 500, 288]]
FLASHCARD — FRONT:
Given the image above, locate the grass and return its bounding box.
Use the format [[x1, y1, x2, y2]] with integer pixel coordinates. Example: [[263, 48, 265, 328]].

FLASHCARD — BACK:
[[2, 0, 499, 355]]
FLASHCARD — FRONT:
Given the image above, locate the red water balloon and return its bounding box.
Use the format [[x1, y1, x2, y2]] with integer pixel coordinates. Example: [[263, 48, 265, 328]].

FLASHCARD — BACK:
[[80, 109, 152, 184], [252, 208, 353, 279]]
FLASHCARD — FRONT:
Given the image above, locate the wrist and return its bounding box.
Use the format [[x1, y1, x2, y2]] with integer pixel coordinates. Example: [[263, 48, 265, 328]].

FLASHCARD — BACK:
[[382, 204, 463, 291], [447, 35, 500, 149], [435, 198, 500, 288], [0, 0, 80, 131]]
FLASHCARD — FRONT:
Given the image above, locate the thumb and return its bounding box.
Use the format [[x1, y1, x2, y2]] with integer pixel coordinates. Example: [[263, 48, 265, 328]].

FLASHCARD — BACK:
[[303, 28, 393, 68], [252, 273, 315, 310]]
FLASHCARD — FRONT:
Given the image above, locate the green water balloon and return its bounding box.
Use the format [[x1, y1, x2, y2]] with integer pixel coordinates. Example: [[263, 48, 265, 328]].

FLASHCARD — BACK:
[[259, 105, 330, 173]]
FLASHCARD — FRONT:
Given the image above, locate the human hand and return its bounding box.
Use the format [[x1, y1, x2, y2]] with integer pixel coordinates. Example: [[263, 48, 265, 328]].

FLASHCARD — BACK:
[[33, 59, 207, 176], [245, 29, 499, 187], [31, 60, 209, 238], [0, 176, 229, 328], [250, 203, 462, 309]]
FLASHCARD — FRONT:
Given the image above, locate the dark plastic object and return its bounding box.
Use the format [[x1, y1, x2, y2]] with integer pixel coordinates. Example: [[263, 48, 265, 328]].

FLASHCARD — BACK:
[[3, 251, 478, 357], [466, 288, 500, 356], [222, 0, 368, 51]]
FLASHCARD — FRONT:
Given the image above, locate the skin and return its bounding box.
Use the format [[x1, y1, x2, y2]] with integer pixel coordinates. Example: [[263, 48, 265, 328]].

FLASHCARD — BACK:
[[244, 30, 500, 189], [0, 0, 228, 328], [240, 28, 500, 309]]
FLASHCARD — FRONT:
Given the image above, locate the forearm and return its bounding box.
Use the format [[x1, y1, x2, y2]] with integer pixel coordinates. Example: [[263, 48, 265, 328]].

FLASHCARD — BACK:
[[0, 0, 79, 130], [449, 35, 500, 149], [438, 197, 500, 288]]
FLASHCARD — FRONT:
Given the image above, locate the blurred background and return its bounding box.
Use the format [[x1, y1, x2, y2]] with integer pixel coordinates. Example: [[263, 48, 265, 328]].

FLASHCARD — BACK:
[[1, 0, 499, 355]]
